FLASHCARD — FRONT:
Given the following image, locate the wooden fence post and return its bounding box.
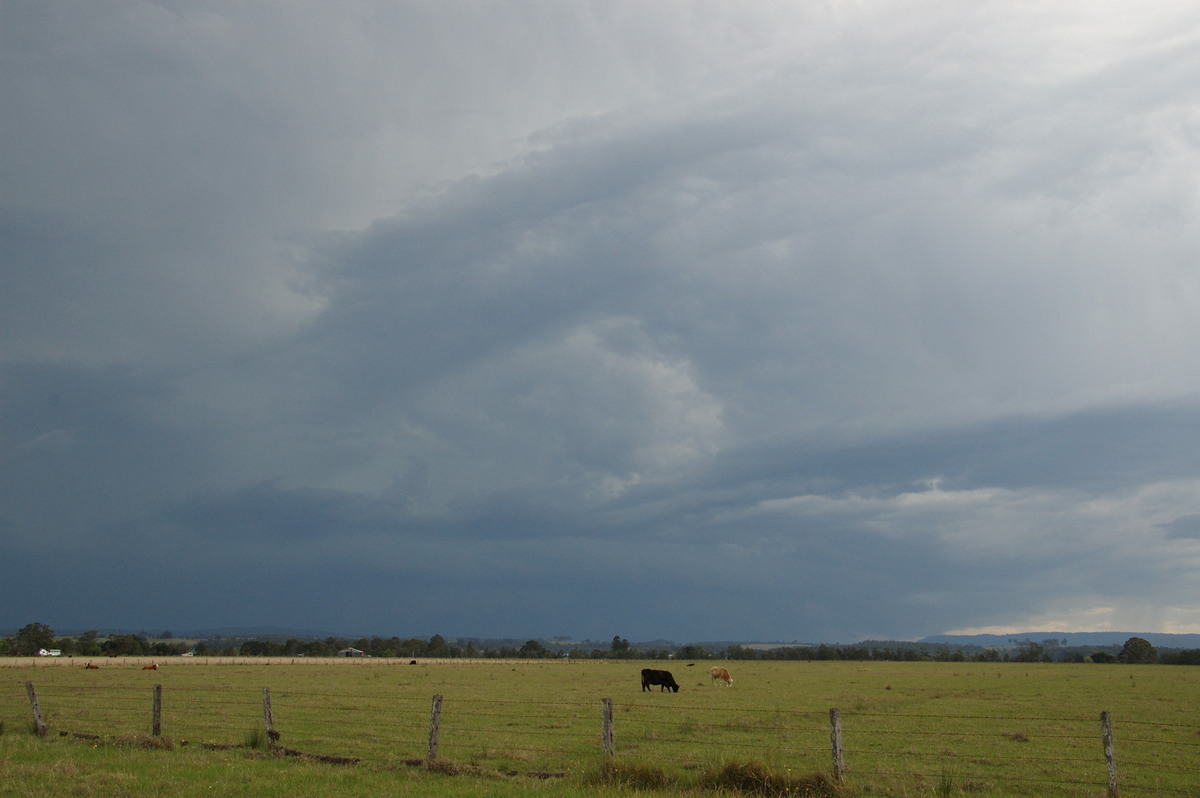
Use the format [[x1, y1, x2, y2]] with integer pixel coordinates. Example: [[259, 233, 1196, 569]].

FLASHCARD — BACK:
[[24, 682, 47, 738], [1100, 711, 1118, 798], [600, 698, 614, 756], [262, 687, 276, 748], [152, 684, 163, 736], [428, 694, 443, 765], [829, 708, 845, 783]]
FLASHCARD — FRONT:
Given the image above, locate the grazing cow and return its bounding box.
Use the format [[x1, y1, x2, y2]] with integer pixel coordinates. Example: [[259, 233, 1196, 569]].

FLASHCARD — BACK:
[[641, 668, 680, 692], [84, 663, 100, 670], [710, 666, 733, 686], [142, 663, 158, 670]]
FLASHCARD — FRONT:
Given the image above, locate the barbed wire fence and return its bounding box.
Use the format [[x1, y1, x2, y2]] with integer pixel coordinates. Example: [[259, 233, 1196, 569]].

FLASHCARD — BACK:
[[7, 681, 1198, 795]]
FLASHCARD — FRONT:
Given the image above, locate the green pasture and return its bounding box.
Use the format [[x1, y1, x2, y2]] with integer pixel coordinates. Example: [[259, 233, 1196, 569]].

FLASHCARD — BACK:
[[1, 659, 1197, 796]]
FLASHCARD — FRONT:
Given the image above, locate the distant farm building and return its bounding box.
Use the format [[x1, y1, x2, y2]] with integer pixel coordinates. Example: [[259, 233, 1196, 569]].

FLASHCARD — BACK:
[[38, 649, 62, 657], [337, 647, 366, 658]]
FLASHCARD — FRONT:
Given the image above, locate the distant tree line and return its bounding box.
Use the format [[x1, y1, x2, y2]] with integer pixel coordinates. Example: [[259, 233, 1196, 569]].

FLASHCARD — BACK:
[[0, 624, 189, 657], [4, 624, 1197, 665], [721, 637, 1192, 664]]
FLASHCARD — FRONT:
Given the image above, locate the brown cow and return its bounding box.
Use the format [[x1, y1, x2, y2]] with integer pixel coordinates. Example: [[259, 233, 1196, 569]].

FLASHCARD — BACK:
[[710, 666, 733, 685], [142, 663, 158, 670], [84, 663, 100, 670]]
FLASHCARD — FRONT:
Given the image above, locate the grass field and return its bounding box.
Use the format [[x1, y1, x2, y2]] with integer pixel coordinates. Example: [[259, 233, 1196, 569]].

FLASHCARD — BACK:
[[2, 658, 1197, 796]]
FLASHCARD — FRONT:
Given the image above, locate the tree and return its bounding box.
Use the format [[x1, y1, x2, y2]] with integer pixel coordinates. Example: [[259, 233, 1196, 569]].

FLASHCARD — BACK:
[[1160, 648, 1200, 665], [14, 622, 55, 656], [518, 639, 548, 658], [102, 633, 148, 656], [76, 630, 103, 656], [1119, 637, 1157, 664], [240, 640, 282, 656], [609, 636, 631, 658], [679, 644, 714, 660]]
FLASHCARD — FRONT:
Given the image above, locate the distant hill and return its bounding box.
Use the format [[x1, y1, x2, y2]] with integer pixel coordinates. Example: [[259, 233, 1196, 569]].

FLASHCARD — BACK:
[[25, 626, 358, 641], [920, 632, 1200, 648], [174, 626, 360, 640]]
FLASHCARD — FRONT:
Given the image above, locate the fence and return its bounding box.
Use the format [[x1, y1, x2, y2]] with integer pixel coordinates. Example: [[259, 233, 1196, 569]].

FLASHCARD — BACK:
[[7, 681, 1197, 796]]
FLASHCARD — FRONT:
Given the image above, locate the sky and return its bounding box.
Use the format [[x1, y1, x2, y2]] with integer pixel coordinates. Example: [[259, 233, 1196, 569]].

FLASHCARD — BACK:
[[3, 1, 1200, 644]]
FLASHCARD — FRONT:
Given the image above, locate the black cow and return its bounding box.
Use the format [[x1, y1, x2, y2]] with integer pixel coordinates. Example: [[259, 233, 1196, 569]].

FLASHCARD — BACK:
[[641, 668, 680, 692]]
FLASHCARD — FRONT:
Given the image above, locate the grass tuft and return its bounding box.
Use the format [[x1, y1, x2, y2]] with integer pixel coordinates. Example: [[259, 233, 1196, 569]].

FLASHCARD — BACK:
[[427, 758, 466, 775], [426, 758, 504, 779], [936, 767, 955, 797], [700, 760, 844, 797], [114, 734, 176, 751], [590, 759, 673, 790]]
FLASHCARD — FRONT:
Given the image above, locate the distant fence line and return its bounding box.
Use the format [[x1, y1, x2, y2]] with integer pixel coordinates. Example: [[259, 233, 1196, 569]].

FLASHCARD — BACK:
[[9, 680, 1198, 796]]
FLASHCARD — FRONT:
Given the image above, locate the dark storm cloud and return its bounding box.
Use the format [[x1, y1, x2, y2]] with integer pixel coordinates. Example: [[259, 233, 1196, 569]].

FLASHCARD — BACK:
[[168, 482, 408, 543], [1159, 515, 1200, 540], [4, 2, 1200, 640], [709, 404, 1200, 498]]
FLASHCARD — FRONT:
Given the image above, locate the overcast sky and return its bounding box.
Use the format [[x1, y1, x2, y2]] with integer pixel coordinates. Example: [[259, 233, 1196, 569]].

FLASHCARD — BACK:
[[4, 1, 1200, 644]]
